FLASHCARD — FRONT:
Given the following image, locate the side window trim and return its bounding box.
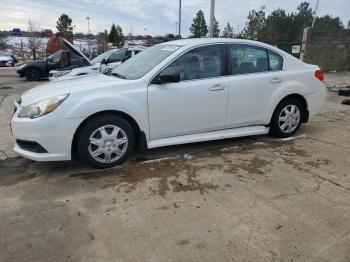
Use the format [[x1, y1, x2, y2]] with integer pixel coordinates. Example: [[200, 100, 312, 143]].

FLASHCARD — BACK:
[[266, 50, 271, 71]]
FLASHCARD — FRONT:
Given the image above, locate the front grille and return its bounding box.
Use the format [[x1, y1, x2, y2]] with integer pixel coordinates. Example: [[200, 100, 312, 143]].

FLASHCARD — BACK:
[[16, 140, 48, 153]]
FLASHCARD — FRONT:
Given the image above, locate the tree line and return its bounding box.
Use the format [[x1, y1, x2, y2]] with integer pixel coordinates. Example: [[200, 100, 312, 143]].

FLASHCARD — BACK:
[[189, 2, 346, 44], [56, 14, 125, 47]]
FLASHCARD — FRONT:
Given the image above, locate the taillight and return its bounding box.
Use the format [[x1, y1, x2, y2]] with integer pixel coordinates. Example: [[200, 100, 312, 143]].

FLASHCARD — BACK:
[[315, 70, 324, 81]]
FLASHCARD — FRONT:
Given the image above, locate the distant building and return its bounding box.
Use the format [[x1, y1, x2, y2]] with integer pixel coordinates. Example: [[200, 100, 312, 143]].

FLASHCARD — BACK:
[[42, 29, 53, 37]]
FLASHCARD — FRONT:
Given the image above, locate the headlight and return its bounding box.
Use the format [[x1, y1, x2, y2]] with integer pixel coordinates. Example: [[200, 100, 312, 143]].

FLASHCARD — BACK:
[[17, 64, 26, 70], [52, 70, 71, 78], [18, 94, 69, 119]]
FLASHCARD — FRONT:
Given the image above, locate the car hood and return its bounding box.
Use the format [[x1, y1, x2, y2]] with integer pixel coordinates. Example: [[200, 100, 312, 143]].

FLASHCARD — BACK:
[[20, 74, 125, 106], [22, 60, 45, 68], [0, 56, 11, 61], [61, 38, 92, 66]]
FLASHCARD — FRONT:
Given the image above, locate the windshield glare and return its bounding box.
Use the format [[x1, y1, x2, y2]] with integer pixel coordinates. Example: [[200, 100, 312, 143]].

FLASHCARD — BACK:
[[47, 50, 62, 60], [111, 45, 180, 80], [91, 49, 116, 64], [0, 52, 10, 57]]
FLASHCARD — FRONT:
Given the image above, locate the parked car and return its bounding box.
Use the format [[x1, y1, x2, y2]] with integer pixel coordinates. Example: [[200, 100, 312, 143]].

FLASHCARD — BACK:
[[11, 38, 326, 168], [11, 28, 22, 36], [0, 52, 16, 67], [48, 46, 145, 81], [17, 39, 91, 81]]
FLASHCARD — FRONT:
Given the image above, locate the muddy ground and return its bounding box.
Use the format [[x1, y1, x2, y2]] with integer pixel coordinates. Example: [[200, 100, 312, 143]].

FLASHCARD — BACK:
[[0, 68, 350, 262]]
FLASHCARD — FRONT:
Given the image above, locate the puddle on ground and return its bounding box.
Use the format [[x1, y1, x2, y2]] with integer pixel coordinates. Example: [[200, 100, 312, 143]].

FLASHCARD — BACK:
[[71, 156, 220, 197], [0, 137, 333, 196]]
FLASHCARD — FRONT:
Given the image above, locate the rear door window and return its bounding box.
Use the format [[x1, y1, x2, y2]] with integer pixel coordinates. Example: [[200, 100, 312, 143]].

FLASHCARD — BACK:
[[123, 50, 132, 61], [228, 44, 268, 75], [108, 49, 126, 63]]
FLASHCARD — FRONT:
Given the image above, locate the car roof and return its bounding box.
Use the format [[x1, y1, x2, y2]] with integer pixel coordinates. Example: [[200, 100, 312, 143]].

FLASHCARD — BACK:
[[162, 38, 299, 60], [127, 46, 146, 50], [161, 38, 275, 48]]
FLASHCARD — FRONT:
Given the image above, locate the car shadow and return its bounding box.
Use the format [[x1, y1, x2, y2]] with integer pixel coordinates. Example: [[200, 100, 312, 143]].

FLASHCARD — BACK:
[[0, 134, 270, 175]]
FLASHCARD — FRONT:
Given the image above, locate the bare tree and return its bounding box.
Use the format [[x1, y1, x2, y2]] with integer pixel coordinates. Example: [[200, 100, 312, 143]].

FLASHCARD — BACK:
[[27, 20, 42, 60], [96, 29, 108, 54]]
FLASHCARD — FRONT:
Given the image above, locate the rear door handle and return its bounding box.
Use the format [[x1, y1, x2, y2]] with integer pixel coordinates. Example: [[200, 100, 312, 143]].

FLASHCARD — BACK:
[[209, 84, 225, 91], [270, 77, 282, 84]]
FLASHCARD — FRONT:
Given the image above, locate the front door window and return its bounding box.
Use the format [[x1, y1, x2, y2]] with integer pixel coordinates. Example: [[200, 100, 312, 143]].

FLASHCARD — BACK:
[[161, 44, 223, 81]]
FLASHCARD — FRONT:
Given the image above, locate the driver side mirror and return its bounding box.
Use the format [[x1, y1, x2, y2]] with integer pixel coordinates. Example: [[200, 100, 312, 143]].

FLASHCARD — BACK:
[[157, 72, 180, 84], [101, 58, 108, 65]]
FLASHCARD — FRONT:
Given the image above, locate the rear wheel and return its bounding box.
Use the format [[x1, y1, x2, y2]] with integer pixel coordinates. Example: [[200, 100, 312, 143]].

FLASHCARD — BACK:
[[25, 68, 40, 81], [77, 114, 135, 168], [269, 98, 304, 138]]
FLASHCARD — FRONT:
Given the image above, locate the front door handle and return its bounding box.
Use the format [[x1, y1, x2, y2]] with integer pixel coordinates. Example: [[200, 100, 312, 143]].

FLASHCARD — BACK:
[[209, 84, 225, 91], [270, 77, 282, 84]]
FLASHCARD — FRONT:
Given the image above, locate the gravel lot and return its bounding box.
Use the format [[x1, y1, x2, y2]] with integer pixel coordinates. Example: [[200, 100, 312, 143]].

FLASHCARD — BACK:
[[0, 68, 350, 262]]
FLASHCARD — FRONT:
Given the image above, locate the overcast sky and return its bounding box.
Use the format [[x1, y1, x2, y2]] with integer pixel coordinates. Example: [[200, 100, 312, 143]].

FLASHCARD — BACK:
[[1, 0, 349, 36]]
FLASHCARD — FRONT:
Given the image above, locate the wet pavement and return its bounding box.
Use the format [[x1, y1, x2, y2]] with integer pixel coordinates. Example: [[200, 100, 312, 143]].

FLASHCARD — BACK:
[[1, 68, 350, 262]]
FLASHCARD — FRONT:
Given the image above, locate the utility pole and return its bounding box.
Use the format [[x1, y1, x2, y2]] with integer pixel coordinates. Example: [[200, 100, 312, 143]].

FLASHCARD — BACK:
[[311, 0, 319, 28], [209, 0, 215, 37], [175, 22, 178, 35], [178, 0, 182, 37], [86, 17, 90, 34]]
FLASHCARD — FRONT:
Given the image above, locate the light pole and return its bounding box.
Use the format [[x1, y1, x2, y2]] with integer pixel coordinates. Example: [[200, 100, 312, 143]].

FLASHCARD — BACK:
[[209, 0, 215, 37], [178, 0, 182, 37], [144, 28, 147, 36], [86, 17, 90, 34], [311, 0, 320, 28]]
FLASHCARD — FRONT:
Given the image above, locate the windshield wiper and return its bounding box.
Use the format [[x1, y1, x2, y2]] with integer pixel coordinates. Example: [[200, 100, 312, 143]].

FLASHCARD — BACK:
[[110, 72, 127, 79]]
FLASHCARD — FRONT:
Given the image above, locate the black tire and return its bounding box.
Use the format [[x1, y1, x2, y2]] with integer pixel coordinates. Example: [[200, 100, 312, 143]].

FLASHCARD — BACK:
[[269, 98, 304, 138], [77, 114, 135, 169], [25, 67, 40, 81]]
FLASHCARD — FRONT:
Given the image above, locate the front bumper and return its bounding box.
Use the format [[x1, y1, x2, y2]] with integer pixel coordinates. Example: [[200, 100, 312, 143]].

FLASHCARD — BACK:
[[16, 69, 24, 77], [0, 60, 13, 67], [11, 108, 84, 161]]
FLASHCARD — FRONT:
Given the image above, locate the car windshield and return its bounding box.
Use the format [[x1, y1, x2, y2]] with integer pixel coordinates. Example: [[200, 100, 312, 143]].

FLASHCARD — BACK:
[[47, 50, 62, 60], [111, 44, 181, 80], [91, 50, 116, 64], [0, 52, 10, 57]]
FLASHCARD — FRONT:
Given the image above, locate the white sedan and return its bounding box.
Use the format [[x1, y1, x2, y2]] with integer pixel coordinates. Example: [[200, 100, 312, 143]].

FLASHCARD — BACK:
[[11, 38, 326, 168]]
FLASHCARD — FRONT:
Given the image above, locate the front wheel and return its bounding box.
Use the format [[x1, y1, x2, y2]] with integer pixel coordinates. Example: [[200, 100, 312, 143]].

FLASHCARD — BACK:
[[25, 68, 40, 81], [77, 114, 135, 168], [269, 98, 304, 138]]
